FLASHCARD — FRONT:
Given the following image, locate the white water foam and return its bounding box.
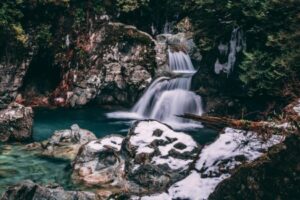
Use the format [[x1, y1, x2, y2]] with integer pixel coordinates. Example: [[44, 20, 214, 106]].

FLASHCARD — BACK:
[[107, 50, 203, 130]]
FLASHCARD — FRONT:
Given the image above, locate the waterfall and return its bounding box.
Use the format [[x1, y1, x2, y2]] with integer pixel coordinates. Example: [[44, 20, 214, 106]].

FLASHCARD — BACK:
[[168, 50, 196, 72], [107, 50, 203, 130], [214, 27, 246, 75], [163, 20, 174, 34], [66, 34, 70, 48]]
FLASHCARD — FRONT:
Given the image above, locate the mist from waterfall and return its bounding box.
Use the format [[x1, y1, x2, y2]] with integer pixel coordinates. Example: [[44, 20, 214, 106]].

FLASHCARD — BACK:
[[107, 50, 203, 130]]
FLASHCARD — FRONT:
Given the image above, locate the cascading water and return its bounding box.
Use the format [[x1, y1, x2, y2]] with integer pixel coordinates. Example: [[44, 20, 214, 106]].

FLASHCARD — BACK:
[[168, 50, 196, 73], [214, 27, 246, 75], [107, 49, 203, 129]]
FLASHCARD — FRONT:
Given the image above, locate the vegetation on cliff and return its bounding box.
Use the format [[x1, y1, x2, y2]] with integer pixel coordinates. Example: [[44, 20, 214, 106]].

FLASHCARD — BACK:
[[1, 0, 299, 113]]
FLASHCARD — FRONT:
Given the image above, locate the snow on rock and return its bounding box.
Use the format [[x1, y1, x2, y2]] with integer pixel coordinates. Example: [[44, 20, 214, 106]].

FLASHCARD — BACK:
[[136, 171, 229, 200], [127, 120, 199, 171], [124, 120, 200, 192], [87, 136, 123, 152], [196, 128, 284, 176], [70, 120, 201, 195], [135, 127, 284, 200]]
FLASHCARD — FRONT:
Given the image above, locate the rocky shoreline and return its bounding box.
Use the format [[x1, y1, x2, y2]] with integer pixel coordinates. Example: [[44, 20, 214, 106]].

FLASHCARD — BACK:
[[1, 108, 297, 199]]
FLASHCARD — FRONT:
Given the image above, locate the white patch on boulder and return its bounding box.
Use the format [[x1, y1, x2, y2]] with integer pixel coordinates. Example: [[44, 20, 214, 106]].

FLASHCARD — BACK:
[[130, 120, 198, 170], [293, 99, 300, 115], [196, 128, 284, 176], [86, 136, 123, 152], [136, 127, 284, 200]]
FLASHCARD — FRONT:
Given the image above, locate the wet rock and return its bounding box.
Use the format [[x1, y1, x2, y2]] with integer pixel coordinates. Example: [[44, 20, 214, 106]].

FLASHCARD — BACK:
[[175, 17, 194, 35], [34, 124, 97, 160], [0, 180, 98, 200], [72, 135, 126, 189], [0, 103, 33, 143], [155, 32, 202, 72]]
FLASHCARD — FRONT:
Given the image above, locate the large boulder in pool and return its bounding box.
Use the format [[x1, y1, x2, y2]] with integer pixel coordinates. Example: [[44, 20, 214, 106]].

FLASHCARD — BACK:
[[0, 103, 33, 143], [71, 120, 200, 195], [124, 120, 200, 193], [0, 180, 98, 200], [27, 124, 97, 160], [72, 135, 125, 189]]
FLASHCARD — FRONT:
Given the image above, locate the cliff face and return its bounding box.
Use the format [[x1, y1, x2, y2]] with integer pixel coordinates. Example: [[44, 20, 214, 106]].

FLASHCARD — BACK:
[[51, 21, 156, 107], [209, 133, 300, 200], [0, 39, 32, 109], [0, 15, 157, 108]]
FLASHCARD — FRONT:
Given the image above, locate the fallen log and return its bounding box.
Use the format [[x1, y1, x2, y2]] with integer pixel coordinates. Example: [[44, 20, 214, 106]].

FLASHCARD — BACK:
[[178, 113, 296, 136]]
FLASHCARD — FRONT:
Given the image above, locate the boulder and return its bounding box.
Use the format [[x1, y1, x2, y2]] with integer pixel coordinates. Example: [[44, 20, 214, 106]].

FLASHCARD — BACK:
[[72, 120, 200, 195], [72, 135, 125, 188], [0, 103, 33, 143], [124, 120, 200, 192], [0, 180, 98, 200], [156, 32, 202, 67], [135, 127, 285, 200], [27, 124, 97, 160], [209, 133, 299, 200]]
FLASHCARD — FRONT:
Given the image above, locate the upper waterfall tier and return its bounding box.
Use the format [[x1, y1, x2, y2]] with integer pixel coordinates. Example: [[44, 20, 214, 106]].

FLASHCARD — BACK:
[[168, 50, 195, 73]]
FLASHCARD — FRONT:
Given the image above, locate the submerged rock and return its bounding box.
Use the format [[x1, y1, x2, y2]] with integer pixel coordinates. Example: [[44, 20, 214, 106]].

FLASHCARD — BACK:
[[0, 180, 98, 200], [27, 124, 97, 160], [0, 103, 33, 143]]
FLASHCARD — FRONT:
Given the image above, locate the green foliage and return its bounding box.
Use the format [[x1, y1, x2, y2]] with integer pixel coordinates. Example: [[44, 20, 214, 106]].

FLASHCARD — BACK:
[[186, 0, 300, 98], [239, 51, 285, 96], [36, 24, 53, 47], [117, 0, 150, 12], [0, 0, 26, 46]]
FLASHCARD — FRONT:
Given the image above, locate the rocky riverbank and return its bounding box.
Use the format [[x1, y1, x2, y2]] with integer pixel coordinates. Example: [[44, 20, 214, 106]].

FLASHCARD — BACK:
[[2, 116, 295, 200], [0, 103, 33, 143]]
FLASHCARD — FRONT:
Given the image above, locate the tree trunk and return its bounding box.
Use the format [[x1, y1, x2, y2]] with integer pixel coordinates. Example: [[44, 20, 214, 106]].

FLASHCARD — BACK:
[[178, 113, 295, 136]]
